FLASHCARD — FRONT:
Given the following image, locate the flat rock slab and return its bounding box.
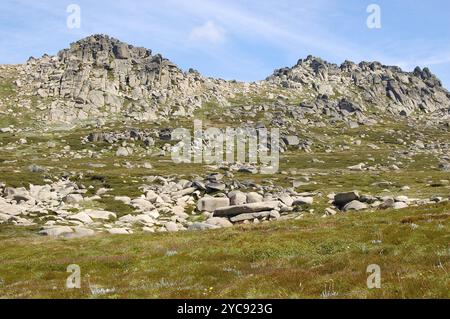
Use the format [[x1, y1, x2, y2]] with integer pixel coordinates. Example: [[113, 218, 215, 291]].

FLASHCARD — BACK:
[[343, 200, 368, 212], [292, 197, 314, 205], [188, 223, 220, 231], [214, 201, 280, 217], [230, 211, 271, 222]]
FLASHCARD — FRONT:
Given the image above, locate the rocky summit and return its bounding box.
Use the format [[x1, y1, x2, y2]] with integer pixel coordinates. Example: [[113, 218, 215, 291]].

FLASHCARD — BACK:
[[0, 34, 450, 239]]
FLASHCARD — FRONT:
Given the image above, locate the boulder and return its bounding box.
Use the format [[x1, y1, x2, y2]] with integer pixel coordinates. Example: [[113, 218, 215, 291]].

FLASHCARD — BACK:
[[188, 223, 219, 231], [205, 182, 226, 192], [269, 210, 281, 219], [63, 194, 83, 204], [334, 192, 360, 207], [378, 198, 395, 210], [197, 197, 230, 212], [228, 191, 247, 206], [230, 211, 271, 222], [246, 192, 263, 203], [343, 200, 368, 212], [131, 198, 154, 211], [116, 147, 132, 157], [393, 202, 408, 210], [165, 222, 179, 232], [279, 195, 294, 207], [394, 196, 409, 203], [206, 217, 233, 228], [348, 163, 365, 171], [214, 201, 280, 217], [292, 197, 314, 205], [68, 212, 93, 224]]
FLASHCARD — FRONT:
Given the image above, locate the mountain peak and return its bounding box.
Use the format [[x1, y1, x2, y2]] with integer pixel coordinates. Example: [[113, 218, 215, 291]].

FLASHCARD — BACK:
[[57, 34, 153, 63]]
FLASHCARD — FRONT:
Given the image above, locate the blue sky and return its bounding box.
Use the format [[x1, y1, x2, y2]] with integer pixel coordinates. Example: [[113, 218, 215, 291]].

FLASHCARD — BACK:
[[1, 0, 449, 88]]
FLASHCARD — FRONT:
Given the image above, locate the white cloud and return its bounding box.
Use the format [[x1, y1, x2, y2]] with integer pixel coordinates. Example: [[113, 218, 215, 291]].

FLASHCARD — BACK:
[[188, 21, 226, 45]]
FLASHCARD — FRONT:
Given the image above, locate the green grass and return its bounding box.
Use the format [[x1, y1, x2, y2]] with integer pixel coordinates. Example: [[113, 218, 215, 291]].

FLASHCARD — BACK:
[[1, 83, 450, 299], [0, 203, 448, 299]]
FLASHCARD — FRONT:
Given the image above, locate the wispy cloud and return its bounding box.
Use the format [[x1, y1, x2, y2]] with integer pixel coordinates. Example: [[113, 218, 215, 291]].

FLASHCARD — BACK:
[[188, 21, 226, 45]]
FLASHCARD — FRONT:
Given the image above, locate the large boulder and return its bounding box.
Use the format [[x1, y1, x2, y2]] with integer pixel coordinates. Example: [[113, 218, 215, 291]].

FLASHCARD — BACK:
[[63, 194, 83, 204], [68, 212, 93, 224], [197, 197, 230, 212], [246, 192, 263, 203], [188, 223, 219, 231], [213, 201, 280, 217], [228, 191, 247, 206], [334, 192, 360, 208], [292, 197, 314, 206], [205, 217, 233, 228], [165, 222, 179, 232], [230, 211, 271, 222]]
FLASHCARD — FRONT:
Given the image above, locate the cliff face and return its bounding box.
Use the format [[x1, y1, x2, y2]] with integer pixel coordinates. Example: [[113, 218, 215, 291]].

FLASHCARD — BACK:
[[5, 35, 450, 126]]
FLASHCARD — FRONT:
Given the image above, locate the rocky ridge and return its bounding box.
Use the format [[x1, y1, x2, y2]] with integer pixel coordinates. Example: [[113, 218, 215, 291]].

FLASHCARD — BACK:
[[5, 34, 450, 127], [267, 55, 450, 116]]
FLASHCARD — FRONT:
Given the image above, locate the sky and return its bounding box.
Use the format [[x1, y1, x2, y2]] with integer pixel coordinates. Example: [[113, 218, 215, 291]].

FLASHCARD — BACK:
[[1, 0, 449, 88]]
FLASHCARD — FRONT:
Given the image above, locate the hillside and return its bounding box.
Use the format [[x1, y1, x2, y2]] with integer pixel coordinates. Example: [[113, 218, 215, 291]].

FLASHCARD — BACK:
[[0, 35, 449, 299]]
